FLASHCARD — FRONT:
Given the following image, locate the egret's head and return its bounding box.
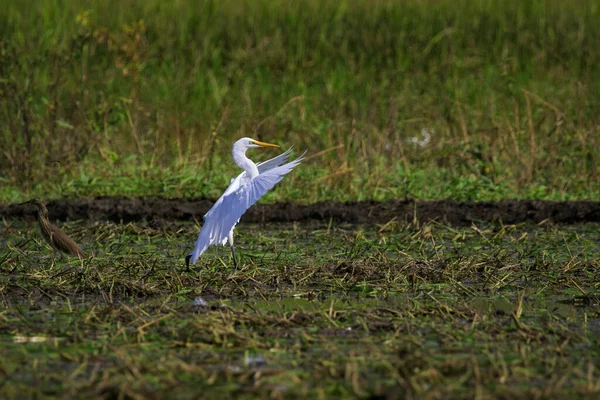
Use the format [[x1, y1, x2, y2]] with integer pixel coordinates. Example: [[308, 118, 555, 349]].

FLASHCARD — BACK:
[[235, 137, 280, 150]]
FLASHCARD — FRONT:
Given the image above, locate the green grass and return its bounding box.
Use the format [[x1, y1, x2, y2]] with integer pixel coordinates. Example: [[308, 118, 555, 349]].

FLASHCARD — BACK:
[[1, 0, 599, 204], [1, 219, 600, 398]]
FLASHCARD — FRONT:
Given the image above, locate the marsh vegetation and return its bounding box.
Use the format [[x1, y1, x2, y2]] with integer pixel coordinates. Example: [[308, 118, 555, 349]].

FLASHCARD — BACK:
[[1, 1, 599, 398], [2, 219, 600, 398], [1, 0, 598, 203]]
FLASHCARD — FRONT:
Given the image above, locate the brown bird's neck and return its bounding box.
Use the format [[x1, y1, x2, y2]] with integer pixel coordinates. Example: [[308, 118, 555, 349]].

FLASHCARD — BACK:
[[36, 204, 50, 224]]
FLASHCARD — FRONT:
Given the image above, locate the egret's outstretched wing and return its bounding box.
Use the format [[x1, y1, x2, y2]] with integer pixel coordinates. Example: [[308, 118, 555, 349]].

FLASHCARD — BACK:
[[203, 173, 245, 220], [204, 147, 299, 221], [257, 146, 294, 173], [188, 154, 304, 265]]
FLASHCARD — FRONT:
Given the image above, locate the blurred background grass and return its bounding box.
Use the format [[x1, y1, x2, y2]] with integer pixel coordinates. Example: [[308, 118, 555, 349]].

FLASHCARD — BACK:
[[1, 0, 598, 203]]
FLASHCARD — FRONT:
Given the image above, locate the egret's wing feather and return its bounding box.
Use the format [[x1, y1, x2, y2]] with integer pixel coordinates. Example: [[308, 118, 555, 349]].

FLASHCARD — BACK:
[[203, 172, 245, 220], [188, 155, 304, 265], [204, 147, 296, 221], [215, 158, 304, 241], [257, 146, 294, 173]]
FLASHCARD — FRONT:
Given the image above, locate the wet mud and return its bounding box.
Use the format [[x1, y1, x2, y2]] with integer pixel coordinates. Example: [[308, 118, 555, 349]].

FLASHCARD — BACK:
[[2, 197, 599, 226]]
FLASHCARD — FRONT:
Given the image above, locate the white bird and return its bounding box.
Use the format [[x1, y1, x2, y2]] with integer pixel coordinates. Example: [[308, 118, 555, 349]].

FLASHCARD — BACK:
[[185, 137, 305, 268]]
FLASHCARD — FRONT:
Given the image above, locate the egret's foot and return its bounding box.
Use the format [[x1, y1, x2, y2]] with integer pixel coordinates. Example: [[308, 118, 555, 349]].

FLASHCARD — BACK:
[[185, 254, 192, 271]]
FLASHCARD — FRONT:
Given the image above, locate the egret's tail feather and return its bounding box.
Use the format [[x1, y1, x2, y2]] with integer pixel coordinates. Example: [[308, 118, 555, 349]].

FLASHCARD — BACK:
[[187, 229, 211, 265], [188, 243, 208, 265]]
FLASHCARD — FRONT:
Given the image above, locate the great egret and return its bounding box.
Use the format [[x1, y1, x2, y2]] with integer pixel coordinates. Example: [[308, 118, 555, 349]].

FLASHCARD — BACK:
[[20, 198, 86, 259], [185, 137, 305, 268]]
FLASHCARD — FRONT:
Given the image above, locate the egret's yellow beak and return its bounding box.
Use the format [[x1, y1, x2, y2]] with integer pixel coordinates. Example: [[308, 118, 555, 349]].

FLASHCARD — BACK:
[[252, 140, 280, 148]]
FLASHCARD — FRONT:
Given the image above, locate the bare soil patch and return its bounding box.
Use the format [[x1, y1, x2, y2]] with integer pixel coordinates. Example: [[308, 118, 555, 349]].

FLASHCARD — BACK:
[[2, 197, 599, 225]]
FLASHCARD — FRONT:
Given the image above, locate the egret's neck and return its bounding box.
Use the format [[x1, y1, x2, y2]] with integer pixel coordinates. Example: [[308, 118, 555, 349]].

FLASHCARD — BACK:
[[232, 148, 259, 178]]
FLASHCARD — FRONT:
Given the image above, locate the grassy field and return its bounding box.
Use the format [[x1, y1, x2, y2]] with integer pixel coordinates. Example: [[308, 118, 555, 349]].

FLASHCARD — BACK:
[[1, 0, 599, 204], [1, 1, 600, 398], [1, 219, 599, 398]]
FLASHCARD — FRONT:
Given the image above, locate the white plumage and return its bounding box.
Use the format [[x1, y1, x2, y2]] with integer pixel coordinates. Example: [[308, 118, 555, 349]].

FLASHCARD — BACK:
[[186, 138, 305, 267]]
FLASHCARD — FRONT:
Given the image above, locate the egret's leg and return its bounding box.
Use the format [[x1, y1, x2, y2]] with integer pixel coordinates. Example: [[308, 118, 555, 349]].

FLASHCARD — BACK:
[[230, 246, 238, 269], [228, 231, 238, 269]]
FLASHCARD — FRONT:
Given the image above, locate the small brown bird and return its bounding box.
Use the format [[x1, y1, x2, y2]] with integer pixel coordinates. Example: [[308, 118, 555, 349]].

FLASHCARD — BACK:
[[20, 198, 86, 259]]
